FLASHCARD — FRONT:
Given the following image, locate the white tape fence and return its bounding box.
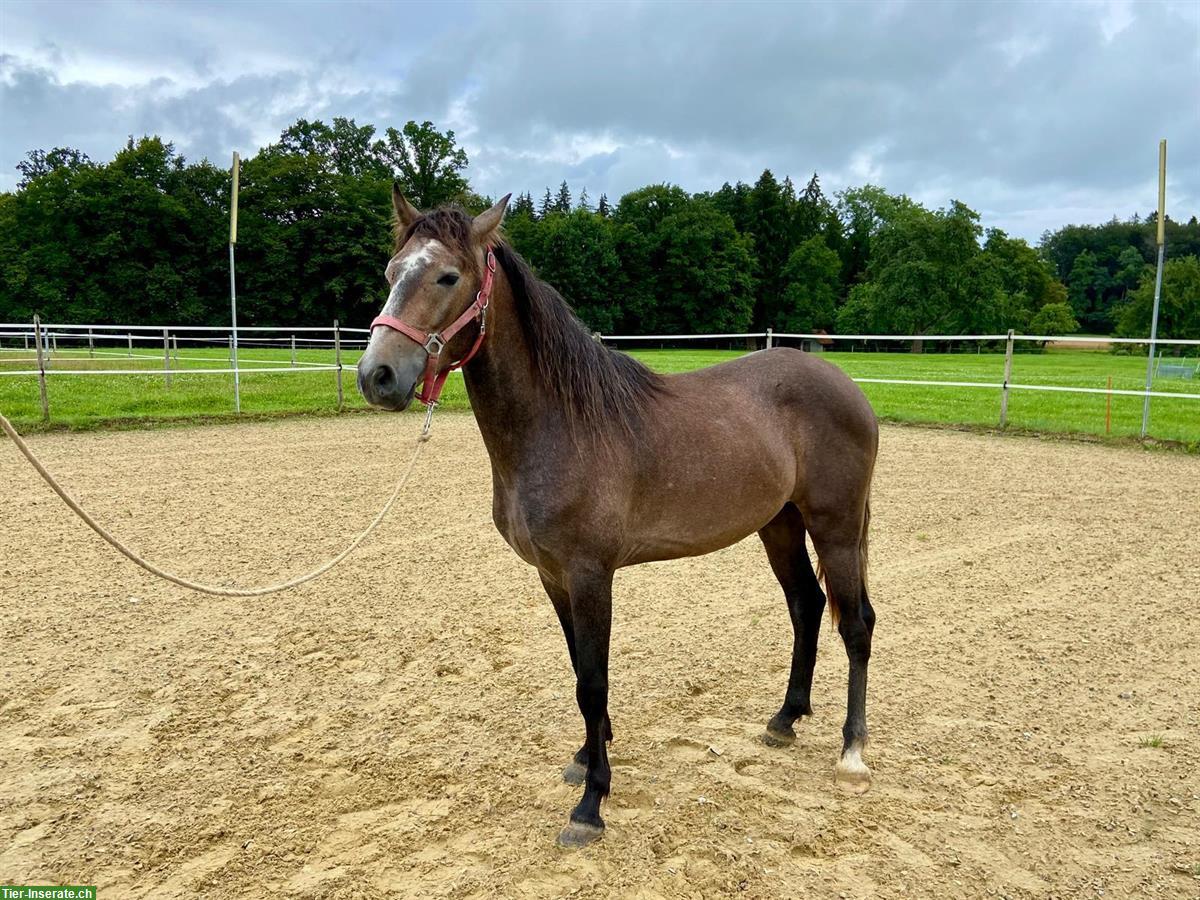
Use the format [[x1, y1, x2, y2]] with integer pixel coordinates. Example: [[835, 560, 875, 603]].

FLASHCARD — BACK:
[[1, 322, 1198, 434]]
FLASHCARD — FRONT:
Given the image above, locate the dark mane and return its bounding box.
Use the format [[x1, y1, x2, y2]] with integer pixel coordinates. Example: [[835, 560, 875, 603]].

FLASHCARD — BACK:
[[400, 207, 665, 438], [494, 242, 666, 438]]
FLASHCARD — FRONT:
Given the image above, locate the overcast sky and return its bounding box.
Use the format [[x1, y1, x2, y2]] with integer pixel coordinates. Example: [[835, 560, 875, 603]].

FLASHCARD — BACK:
[[1, 0, 1197, 241]]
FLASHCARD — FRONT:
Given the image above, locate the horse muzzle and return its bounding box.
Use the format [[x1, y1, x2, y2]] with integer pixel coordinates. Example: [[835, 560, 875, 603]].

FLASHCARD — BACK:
[[357, 354, 422, 411]]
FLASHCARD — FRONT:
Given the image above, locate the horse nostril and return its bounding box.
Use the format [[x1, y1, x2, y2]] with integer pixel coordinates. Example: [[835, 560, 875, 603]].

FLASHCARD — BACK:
[[372, 364, 396, 391]]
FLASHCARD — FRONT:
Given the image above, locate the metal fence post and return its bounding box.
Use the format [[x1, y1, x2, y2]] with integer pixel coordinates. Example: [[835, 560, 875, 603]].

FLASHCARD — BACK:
[[291, 334, 297, 367], [51, 333, 57, 353], [999, 328, 1015, 427], [88, 327, 94, 358], [228, 336, 234, 366], [127, 333, 133, 357], [766, 327, 773, 350], [23, 332, 29, 351], [334, 320, 344, 410], [163, 328, 172, 388], [34, 316, 49, 422], [172, 335, 179, 366]]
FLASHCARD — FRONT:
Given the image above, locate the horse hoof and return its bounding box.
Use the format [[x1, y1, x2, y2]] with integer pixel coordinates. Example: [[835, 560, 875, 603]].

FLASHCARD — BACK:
[[762, 726, 796, 748], [562, 760, 587, 785], [834, 751, 873, 795], [557, 820, 604, 848]]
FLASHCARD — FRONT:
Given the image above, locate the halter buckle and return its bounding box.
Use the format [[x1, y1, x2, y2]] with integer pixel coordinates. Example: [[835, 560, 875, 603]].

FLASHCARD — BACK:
[[423, 333, 445, 356]]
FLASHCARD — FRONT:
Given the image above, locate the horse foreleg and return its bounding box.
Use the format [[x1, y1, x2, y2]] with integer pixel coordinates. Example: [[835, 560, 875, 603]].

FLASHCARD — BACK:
[[556, 564, 613, 848], [540, 571, 612, 787]]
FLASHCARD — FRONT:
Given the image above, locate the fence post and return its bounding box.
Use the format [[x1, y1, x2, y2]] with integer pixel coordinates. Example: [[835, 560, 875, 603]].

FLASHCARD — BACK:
[[34, 316, 50, 423], [291, 334, 297, 367], [999, 328, 1015, 427], [51, 333, 57, 353], [1105, 375, 1112, 435], [163, 328, 172, 389], [127, 333, 133, 357], [228, 336, 234, 366], [334, 320, 344, 410], [766, 327, 773, 350], [172, 335, 179, 366], [88, 327, 94, 358], [23, 332, 29, 351]]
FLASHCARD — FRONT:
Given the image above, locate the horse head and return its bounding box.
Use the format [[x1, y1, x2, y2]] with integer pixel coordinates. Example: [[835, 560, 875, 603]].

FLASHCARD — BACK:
[[358, 186, 509, 410]]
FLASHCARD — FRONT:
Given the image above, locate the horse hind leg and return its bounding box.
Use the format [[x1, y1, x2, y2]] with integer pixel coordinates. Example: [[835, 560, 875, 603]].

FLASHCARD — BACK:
[[810, 531, 875, 795], [758, 504, 826, 748]]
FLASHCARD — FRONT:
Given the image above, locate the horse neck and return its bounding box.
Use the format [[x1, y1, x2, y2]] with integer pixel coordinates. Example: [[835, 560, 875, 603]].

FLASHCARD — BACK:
[[461, 267, 552, 464]]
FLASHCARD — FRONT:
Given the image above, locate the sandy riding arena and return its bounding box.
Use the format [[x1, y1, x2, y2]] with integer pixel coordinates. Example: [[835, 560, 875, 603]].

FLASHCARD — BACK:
[[1, 414, 1197, 898]]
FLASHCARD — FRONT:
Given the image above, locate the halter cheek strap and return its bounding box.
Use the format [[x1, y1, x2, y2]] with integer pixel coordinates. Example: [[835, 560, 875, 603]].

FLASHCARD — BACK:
[[369, 246, 496, 407]]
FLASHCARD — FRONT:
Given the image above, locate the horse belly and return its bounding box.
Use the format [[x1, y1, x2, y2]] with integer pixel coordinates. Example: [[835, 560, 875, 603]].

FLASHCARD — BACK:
[[622, 466, 790, 565]]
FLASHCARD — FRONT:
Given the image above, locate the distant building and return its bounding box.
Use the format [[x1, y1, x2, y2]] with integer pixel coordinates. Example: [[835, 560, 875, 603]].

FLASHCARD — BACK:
[[800, 330, 835, 353]]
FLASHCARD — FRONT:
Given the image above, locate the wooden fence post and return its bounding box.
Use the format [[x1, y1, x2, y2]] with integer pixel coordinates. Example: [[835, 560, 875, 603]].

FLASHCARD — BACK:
[[334, 320, 344, 410], [34, 316, 50, 423], [999, 328, 1015, 427], [163, 328, 172, 389]]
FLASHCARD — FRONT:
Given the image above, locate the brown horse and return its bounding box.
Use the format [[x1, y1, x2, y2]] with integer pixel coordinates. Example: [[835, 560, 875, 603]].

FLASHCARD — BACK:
[[358, 189, 878, 847]]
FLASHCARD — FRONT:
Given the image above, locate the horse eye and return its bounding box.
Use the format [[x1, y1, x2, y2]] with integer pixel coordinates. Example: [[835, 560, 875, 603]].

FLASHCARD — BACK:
[[437, 272, 460, 287]]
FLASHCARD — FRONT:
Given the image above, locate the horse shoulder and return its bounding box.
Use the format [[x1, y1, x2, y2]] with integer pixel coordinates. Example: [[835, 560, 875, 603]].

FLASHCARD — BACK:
[[490, 455, 622, 568]]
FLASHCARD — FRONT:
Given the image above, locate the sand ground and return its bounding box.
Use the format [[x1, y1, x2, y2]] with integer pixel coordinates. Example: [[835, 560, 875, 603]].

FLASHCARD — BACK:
[[1, 413, 1198, 898]]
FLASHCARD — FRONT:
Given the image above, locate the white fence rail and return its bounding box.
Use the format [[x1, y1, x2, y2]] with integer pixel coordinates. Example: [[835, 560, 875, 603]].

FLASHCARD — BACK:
[[1, 322, 1197, 433]]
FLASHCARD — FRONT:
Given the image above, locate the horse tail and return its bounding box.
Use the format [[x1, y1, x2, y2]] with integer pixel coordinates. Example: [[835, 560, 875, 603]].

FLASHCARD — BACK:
[[816, 495, 870, 626], [859, 495, 871, 601]]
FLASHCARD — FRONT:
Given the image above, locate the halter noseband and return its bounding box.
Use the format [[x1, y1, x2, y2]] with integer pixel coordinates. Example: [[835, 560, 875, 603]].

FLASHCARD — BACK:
[[369, 246, 496, 407]]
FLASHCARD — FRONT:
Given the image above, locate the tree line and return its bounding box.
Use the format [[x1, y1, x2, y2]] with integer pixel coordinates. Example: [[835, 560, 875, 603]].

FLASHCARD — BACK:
[[2, 117, 1197, 343]]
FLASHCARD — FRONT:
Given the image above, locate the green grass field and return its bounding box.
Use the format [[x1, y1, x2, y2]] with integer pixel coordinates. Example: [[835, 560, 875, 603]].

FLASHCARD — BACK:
[[1, 342, 1197, 447]]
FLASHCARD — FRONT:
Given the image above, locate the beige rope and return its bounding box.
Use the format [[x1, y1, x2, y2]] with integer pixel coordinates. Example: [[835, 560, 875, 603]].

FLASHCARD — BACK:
[[0, 410, 429, 597]]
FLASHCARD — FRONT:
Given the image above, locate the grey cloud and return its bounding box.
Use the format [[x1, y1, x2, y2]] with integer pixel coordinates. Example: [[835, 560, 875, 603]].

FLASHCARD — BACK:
[[1, 0, 1197, 240]]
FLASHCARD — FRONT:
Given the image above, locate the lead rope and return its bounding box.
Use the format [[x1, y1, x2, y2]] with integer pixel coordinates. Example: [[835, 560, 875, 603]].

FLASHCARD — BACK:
[[0, 410, 433, 598]]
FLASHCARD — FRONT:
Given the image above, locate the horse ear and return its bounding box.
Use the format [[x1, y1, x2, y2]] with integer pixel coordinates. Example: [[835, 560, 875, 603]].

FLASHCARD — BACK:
[[472, 193, 511, 242], [392, 182, 421, 228]]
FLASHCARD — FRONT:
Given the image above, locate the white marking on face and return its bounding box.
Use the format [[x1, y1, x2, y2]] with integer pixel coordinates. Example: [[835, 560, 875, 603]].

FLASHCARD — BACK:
[[381, 238, 444, 317], [369, 238, 447, 350]]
